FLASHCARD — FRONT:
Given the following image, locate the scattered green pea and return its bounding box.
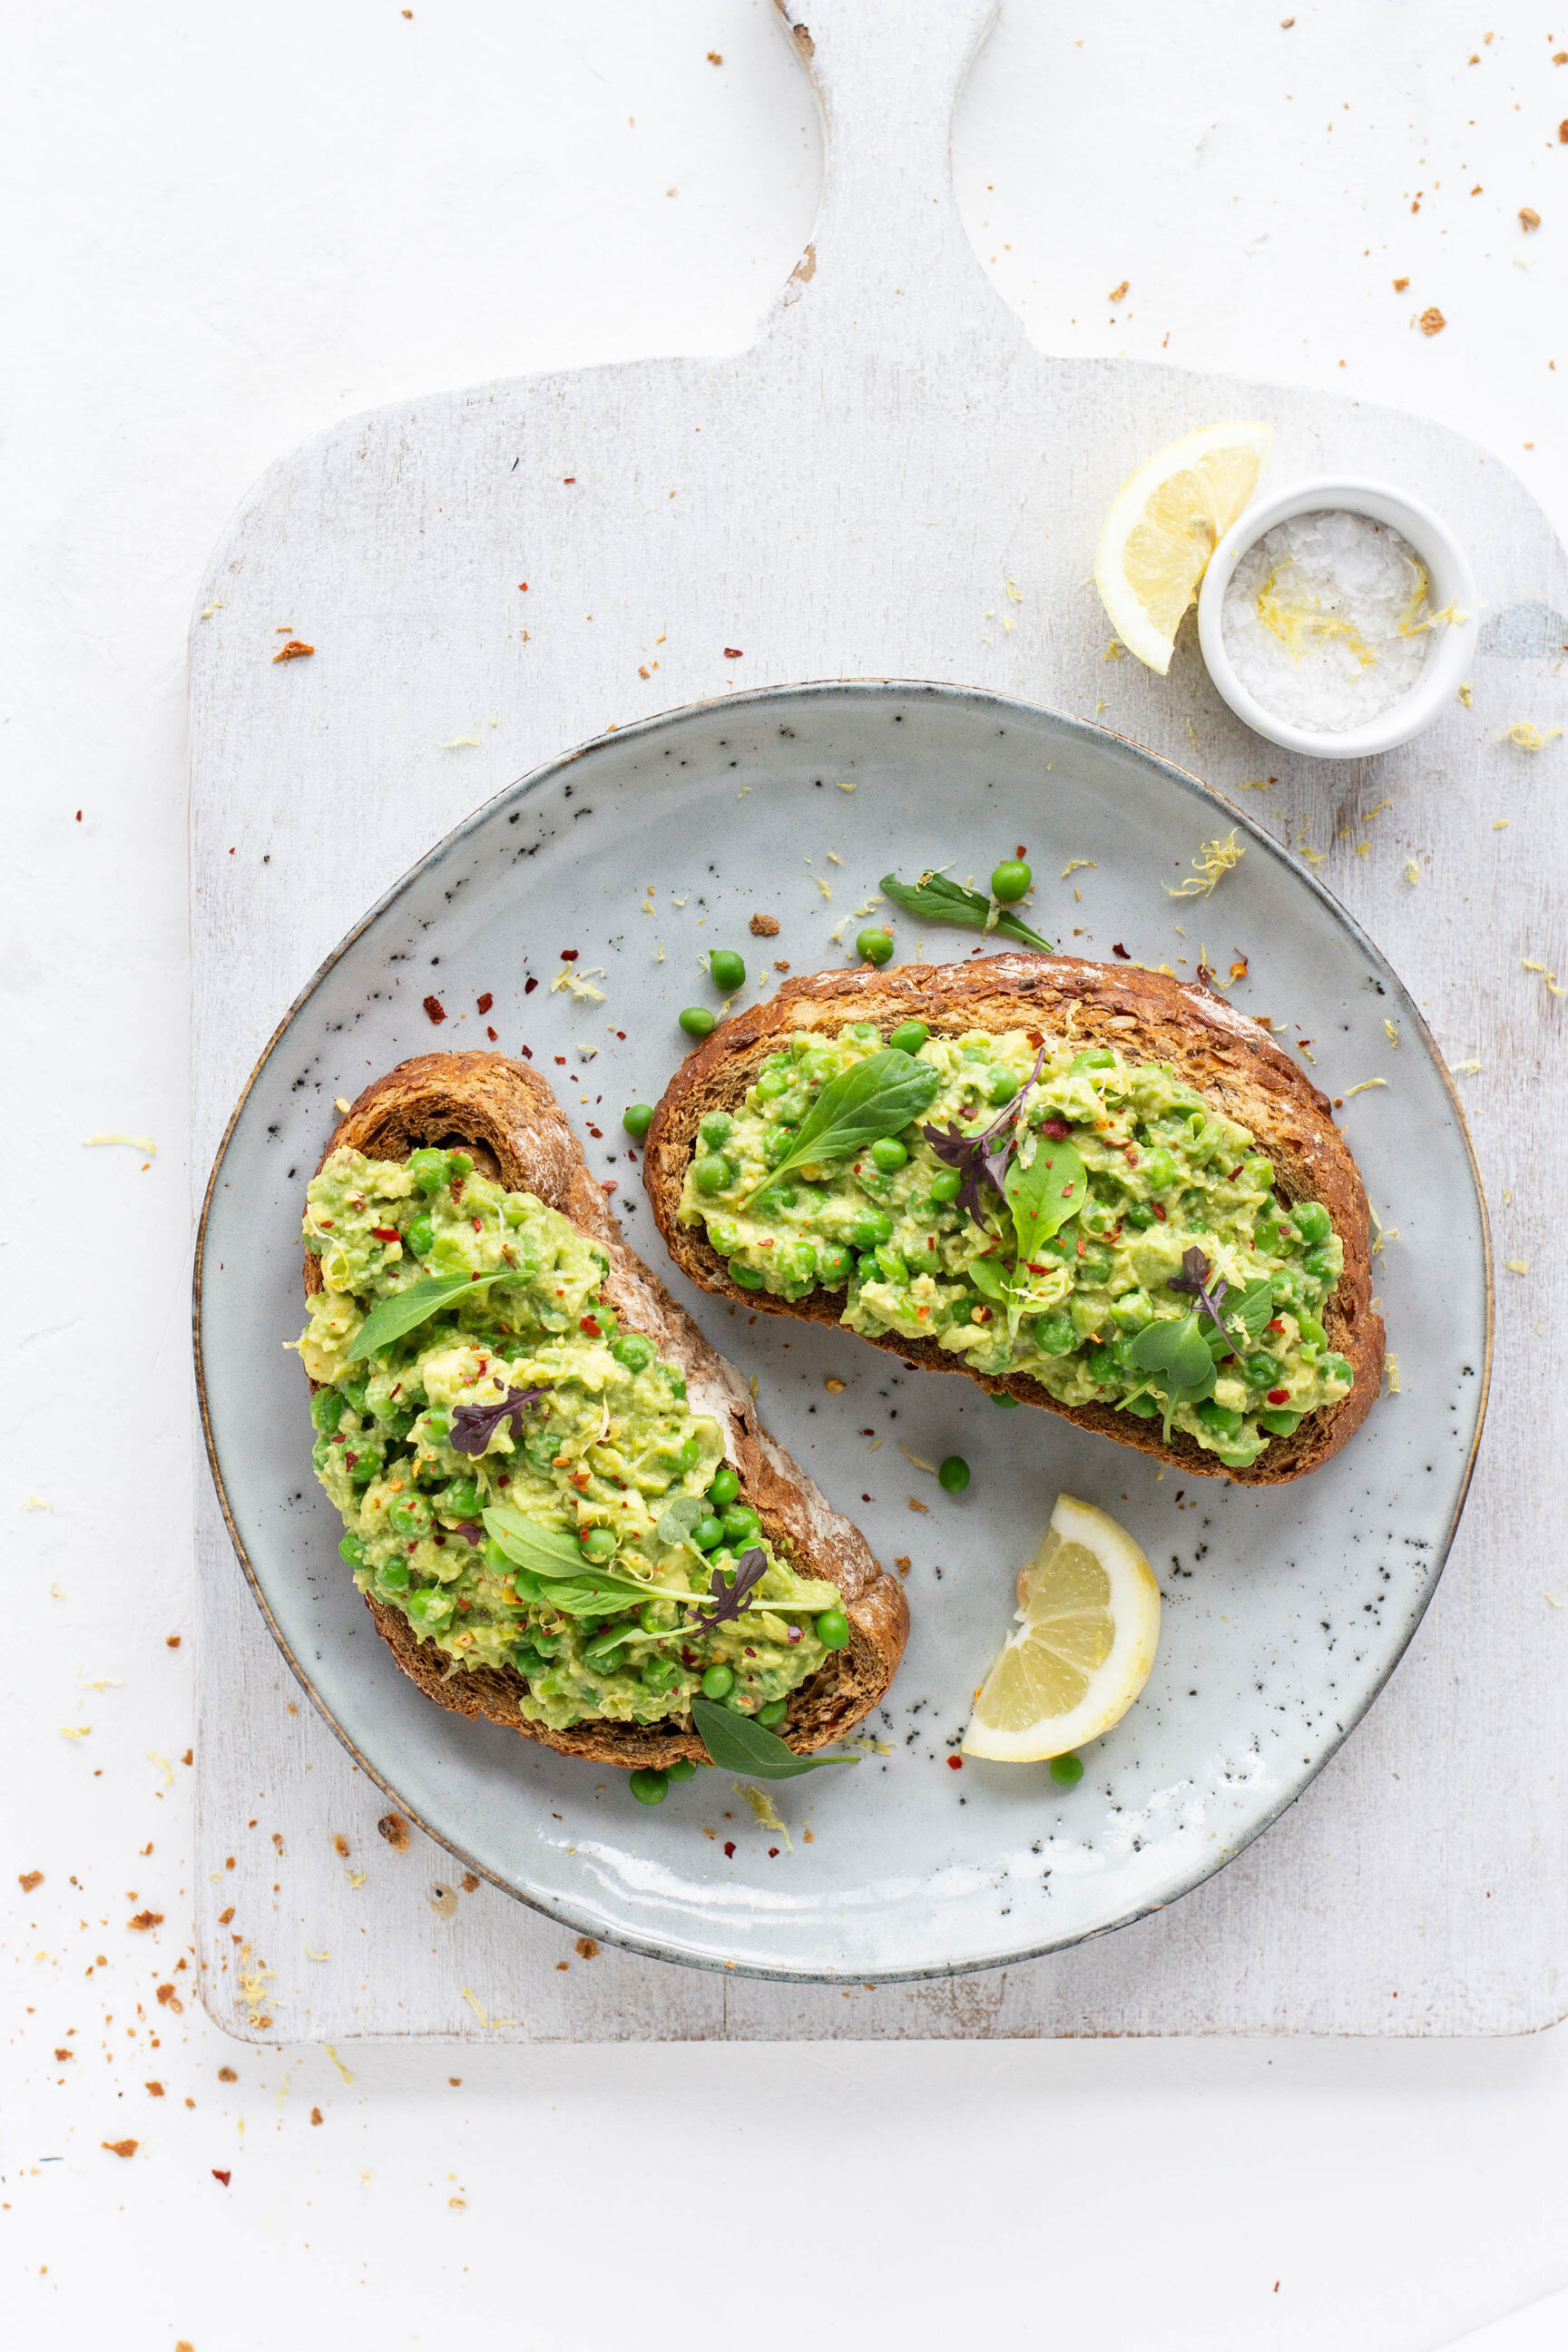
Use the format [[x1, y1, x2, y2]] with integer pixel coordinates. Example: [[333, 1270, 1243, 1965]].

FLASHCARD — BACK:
[[667, 1758, 698, 1782], [856, 927, 895, 966], [991, 858, 1032, 904], [629, 1769, 669, 1805], [679, 1005, 717, 1038], [622, 1102, 654, 1141], [708, 947, 747, 993], [937, 1455, 970, 1494], [757, 1699, 789, 1730], [1049, 1753, 1084, 1788], [887, 1020, 929, 1054], [815, 1608, 850, 1650], [987, 1390, 1021, 1407]]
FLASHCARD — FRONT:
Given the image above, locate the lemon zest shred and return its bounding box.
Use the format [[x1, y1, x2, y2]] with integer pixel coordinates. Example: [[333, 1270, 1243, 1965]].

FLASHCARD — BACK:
[[735, 1784, 791, 1852], [1061, 858, 1096, 879], [1495, 720, 1563, 751], [1167, 830, 1244, 899], [1404, 858, 1421, 885], [323, 2044, 353, 2083], [1384, 1019, 1399, 1047], [550, 965, 606, 1004], [1457, 681, 1474, 707], [1343, 1079, 1388, 1098], [1386, 1354, 1401, 1395]]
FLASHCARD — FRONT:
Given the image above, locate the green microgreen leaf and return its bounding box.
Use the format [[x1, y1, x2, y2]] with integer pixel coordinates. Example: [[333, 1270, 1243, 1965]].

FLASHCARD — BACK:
[[1227, 1278, 1275, 1346], [737, 1049, 938, 1205], [655, 1494, 707, 1548], [480, 1505, 588, 1579], [968, 1254, 1010, 1301], [879, 868, 1055, 955], [1004, 1134, 1087, 1259], [690, 1698, 859, 1780], [347, 1269, 515, 1363], [1127, 1311, 1218, 1438]]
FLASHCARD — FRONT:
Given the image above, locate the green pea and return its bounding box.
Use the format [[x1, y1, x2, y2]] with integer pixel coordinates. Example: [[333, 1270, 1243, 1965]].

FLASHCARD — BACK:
[[584, 1623, 632, 1668], [1245, 1353, 1284, 1389], [579, 1525, 620, 1564], [729, 1259, 765, 1290], [847, 1208, 895, 1249], [1087, 1345, 1121, 1387], [990, 858, 1032, 903], [1122, 1393, 1161, 1419], [928, 1170, 963, 1205], [856, 928, 895, 966], [1298, 1315, 1328, 1347], [1196, 1400, 1245, 1437], [1292, 1200, 1333, 1245], [1071, 1047, 1116, 1072], [1049, 1753, 1084, 1788], [436, 1478, 484, 1523], [399, 1211, 435, 1260], [405, 1587, 449, 1626], [816, 1240, 853, 1287], [707, 1465, 740, 1508], [937, 1455, 970, 1494], [629, 1768, 669, 1805], [1258, 1406, 1302, 1436], [758, 1183, 797, 1210], [701, 1663, 734, 1700], [757, 1699, 789, 1730], [1124, 1201, 1156, 1230], [887, 1021, 929, 1054], [377, 1561, 412, 1594], [988, 1390, 1021, 1407], [622, 1102, 654, 1142], [699, 1112, 733, 1150], [407, 1146, 447, 1194], [872, 1244, 907, 1286], [679, 1005, 717, 1038], [986, 1068, 1018, 1106], [1037, 1310, 1078, 1357], [691, 1516, 725, 1553], [446, 1151, 474, 1180], [721, 1506, 760, 1545], [484, 1539, 514, 1576], [642, 1657, 680, 1690], [338, 1531, 366, 1566], [1078, 1244, 1113, 1284], [1301, 1244, 1338, 1282], [1241, 1156, 1274, 1190], [708, 948, 746, 992], [387, 1494, 431, 1537], [755, 1069, 790, 1101], [693, 1152, 733, 1195], [667, 1758, 698, 1781], [510, 1642, 545, 1677], [612, 1331, 656, 1374], [816, 1608, 850, 1650], [1140, 1146, 1178, 1194], [869, 1136, 908, 1172], [311, 1387, 344, 1434], [1322, 1352, 1355, 1387], [423, 1408, 451, 1444]]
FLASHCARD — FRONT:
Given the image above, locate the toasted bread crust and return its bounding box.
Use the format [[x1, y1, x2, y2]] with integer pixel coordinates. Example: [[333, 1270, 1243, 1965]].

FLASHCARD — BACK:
[[304, 1052, 907, 1766], [642, 959, 1384, 1485]]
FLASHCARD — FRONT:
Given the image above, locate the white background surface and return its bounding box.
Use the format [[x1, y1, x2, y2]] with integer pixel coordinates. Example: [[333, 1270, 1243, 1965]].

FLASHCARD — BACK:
[[5, 3, 1568, 2346]]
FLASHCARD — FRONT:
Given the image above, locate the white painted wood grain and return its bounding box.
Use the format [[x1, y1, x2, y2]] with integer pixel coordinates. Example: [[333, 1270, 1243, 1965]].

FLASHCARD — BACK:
[[190, 0, 1568, 2041]]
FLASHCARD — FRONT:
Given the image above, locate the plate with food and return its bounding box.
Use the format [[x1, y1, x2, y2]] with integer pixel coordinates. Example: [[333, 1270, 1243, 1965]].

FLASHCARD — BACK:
[[195, 679, 1489, 1981]]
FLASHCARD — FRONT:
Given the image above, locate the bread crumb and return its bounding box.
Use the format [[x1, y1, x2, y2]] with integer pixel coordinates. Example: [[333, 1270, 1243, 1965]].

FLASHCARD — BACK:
[[907, 1497, 930, 1514], [101, 2139, 138, 2159], [1521, 207, 1542, 230], [271, 640, 314, 662], [1393, 276, 1410, 291], [894, 1555, 911, 1576], [1417, 307, 1446, 336], [824, 1377, 846, 1393], [749, 912, 780, 936], [574, 1936, 599, 1960], [377, 1812, 411, 1852]]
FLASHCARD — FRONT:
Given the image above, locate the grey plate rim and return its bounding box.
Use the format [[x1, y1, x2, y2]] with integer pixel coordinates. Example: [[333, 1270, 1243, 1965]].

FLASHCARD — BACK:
[[192, 675, 1494, 1984]]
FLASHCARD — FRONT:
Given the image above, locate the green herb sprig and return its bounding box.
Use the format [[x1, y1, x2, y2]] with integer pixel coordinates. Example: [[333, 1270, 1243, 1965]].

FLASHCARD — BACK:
[[737, 1048, 938, 1205], [880, 868, 1054, 954], [691, 1697, 858, 1780], [1125, 1312, 1218, 1438], [347, 1268, 515, 1363]]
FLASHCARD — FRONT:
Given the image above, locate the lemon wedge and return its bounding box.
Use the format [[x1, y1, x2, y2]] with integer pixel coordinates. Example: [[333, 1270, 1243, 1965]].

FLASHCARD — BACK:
[[961, 1494, 1161, 1763], [1094, 420, 1272, 673]]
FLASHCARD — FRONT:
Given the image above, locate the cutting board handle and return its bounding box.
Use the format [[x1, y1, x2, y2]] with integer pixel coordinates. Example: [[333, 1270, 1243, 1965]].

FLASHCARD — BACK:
[[764, 0, 1009, 348]]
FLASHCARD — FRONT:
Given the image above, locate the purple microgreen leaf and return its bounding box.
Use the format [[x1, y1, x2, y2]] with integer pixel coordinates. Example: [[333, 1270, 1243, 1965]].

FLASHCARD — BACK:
[[450, 1385, 544, 1457], [687, 1545, 769, 1630], [1166, 1248, 1232, 1347]]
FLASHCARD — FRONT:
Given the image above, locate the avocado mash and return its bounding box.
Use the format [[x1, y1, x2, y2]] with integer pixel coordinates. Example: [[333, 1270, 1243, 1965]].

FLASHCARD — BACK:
[[296, 1145, 844, 1730], [677, 1024, 1356, 1471]]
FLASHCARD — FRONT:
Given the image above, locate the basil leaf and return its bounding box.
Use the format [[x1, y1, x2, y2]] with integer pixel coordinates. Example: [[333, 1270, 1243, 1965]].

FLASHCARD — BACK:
[[968, 1255, 1009, 1301], [481, 1506, 589, 1580], [691, 1698, 858, 1780], [545, 1576, 661, 1618], [879, 869, 1054, 955], [1004, 1135, 1086, 1259], [347, 1269, 514, 1363], [738, 1049, 939, 1204], [655, 1494, 707, 1548]]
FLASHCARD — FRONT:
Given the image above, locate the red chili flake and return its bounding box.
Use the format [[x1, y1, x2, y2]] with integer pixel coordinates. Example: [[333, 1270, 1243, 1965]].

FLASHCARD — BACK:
[[554, 1054, 566, 1065], [471, 1215, 483, 1232], [518, 583, 528, 591], [723, 648, 743, 660], [586, 1124, 603, 1138], [1267, 1318, 1286, 1334], [1112, 944, 1131, 960], [580, 1316, 603, 1336], [519, 1044, 533, 1057], [1041, 1117, 1071, 1139], [1152, 1202, 1167, 1221], [476, 993, 494, 1014], [497, 1474, 510, 1486], [450, 1177, 465, 1200], [371, 1225, 398, 1240], [344, 1454, 357, 1470], [1075, 1234, 1087, 1257], [946, 1755, 964, 1770], [564, 476, 576, 484], [560, 948, 579, 962], [212, 2170, 231, 2186], [1017, 845, 1027, 858], [524, 976, 538, 995], [1268, 1387, 1290, 1405], [601, 1180, 617, 1194], [486, 1026, 498, 1041], [615, 1031, 626, 1040], [768, 1847, 779, 1857], [723, 1840, 736, 1858], [317, 1217, 335, 1229], [423, 995, 447, 1024], [626, 1147, 637, 1162]]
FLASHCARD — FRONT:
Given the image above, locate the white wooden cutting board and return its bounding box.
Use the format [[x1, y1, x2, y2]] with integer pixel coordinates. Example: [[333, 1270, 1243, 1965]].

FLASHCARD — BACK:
[[189, 0, 1568, 2042]]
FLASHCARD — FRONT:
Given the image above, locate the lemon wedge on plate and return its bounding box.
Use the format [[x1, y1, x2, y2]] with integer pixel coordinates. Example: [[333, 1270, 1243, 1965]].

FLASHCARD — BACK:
[[961, 1495, 1161, 1763], [1093, 420, 1271, 674]]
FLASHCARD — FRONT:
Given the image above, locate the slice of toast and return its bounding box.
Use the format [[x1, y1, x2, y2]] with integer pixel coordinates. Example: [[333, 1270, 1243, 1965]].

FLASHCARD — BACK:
[[642, 957, 1384, 1485], [304, 1052, 907, 1767]]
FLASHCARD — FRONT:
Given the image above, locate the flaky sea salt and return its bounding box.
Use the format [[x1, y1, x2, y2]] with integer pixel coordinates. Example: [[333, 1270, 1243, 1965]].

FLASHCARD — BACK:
[[1220, 509, 1437, 730]]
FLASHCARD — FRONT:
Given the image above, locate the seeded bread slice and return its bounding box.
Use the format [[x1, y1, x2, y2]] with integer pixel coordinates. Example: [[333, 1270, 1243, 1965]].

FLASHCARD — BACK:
[[304, 1052, 907, 1768], [642, 958, 1384, 1485]]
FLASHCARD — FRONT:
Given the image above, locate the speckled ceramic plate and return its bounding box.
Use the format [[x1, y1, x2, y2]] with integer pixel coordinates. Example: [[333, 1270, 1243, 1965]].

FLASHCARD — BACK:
[[195, 681, 1490, 1983]]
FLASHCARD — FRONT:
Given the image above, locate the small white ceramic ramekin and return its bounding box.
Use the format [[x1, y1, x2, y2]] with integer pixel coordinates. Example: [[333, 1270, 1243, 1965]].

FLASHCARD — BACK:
[[1196, 476, 1477, 760]]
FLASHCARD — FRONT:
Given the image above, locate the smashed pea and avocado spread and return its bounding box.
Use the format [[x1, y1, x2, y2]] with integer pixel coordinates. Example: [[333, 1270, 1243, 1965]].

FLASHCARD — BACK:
[[677, 1023, 1356, 1472], [296, 1145, 846, 1731]]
